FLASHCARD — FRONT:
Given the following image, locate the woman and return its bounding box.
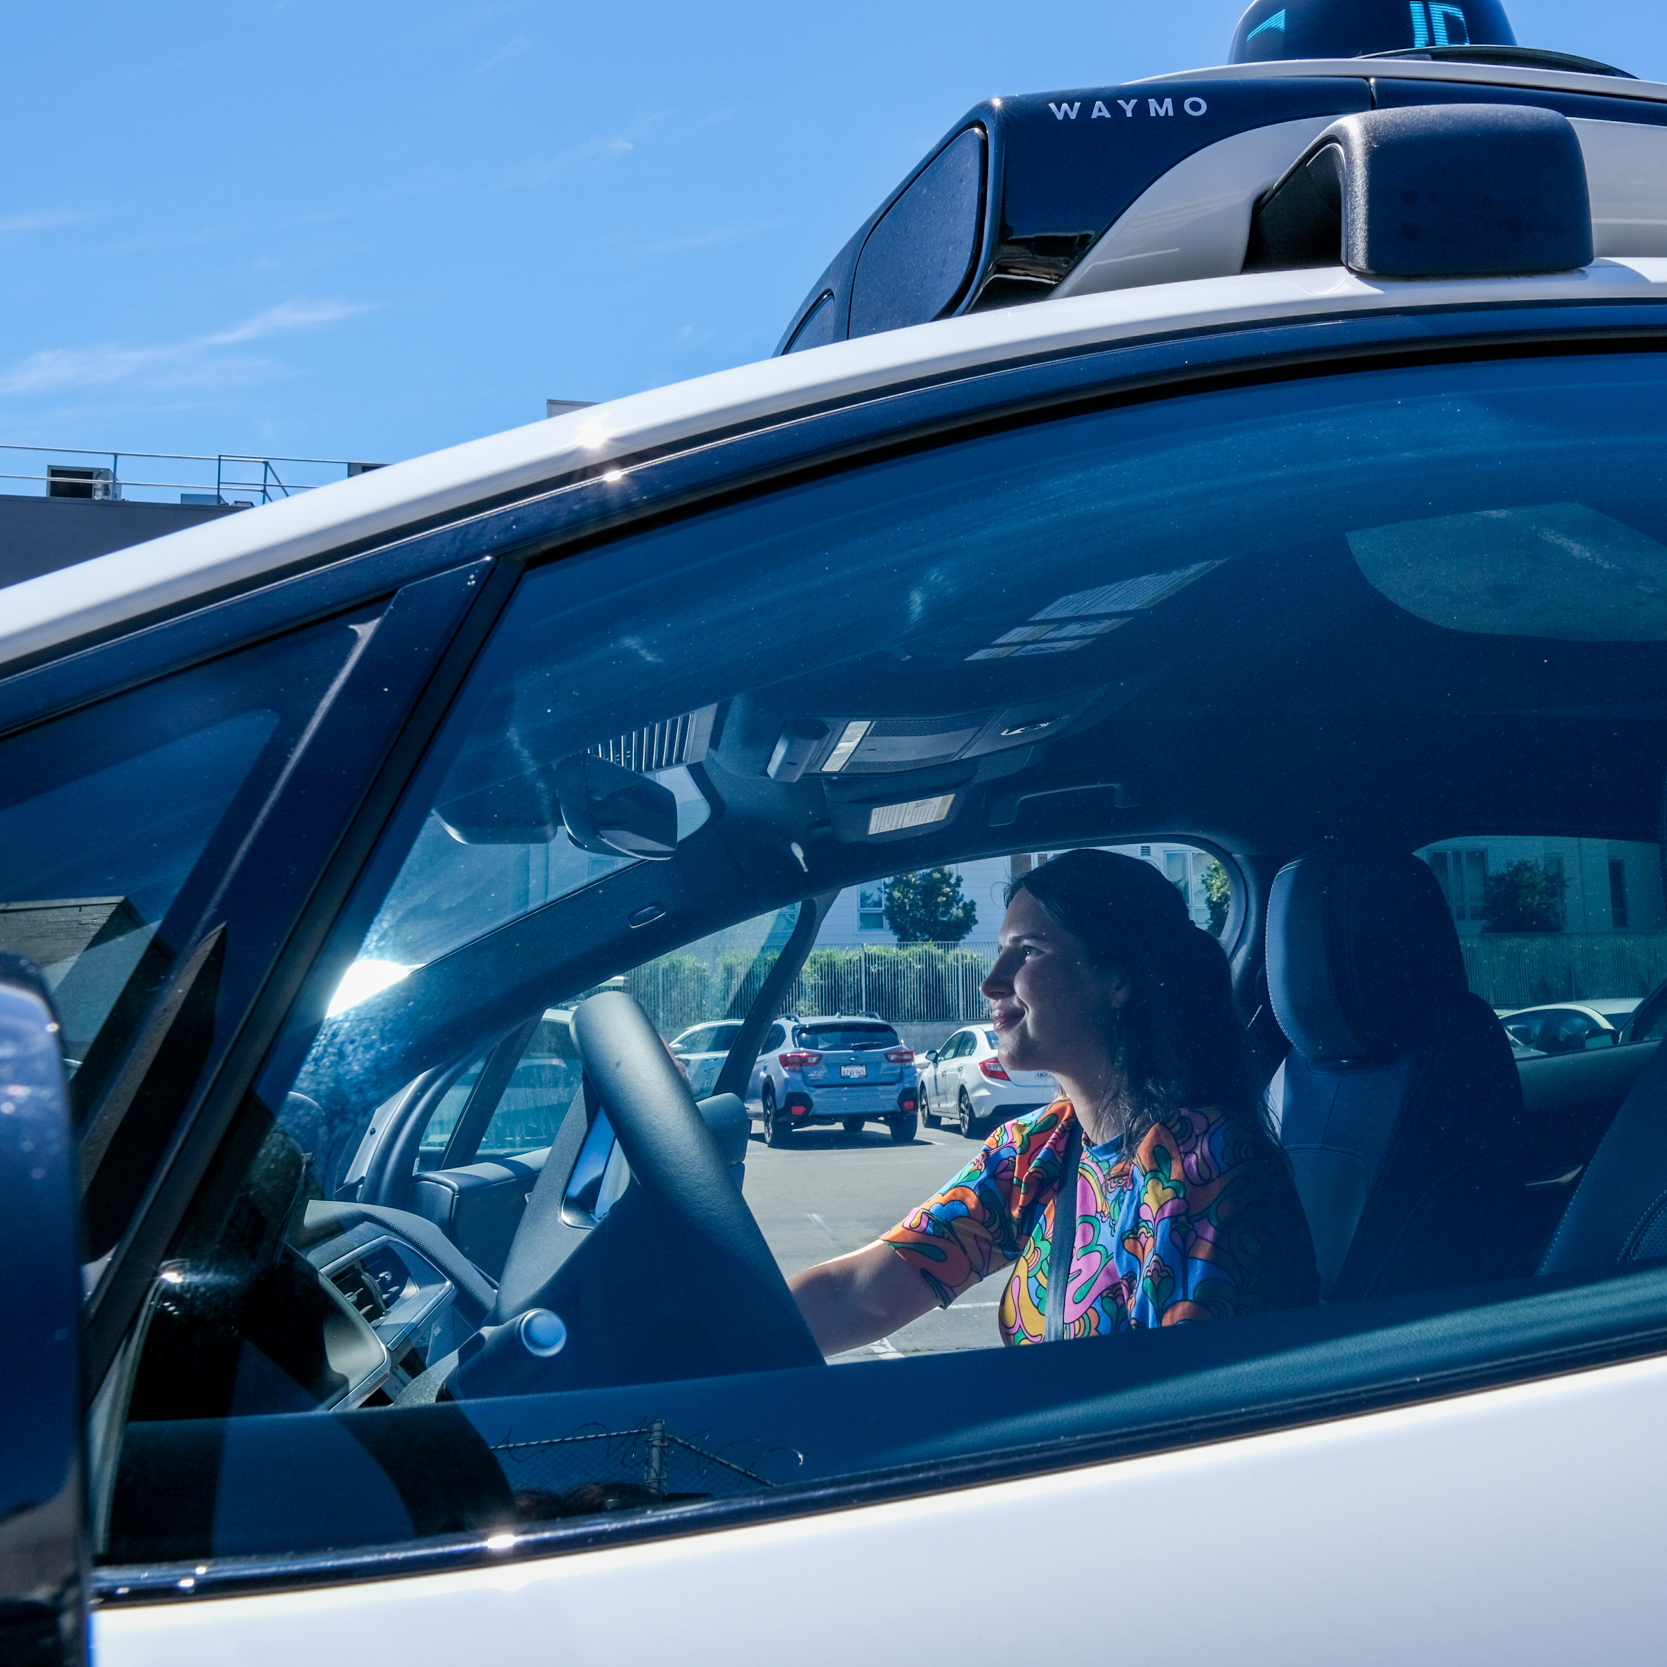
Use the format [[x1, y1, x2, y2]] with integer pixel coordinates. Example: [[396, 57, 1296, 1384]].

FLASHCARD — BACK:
[[789, 849, 1318, 1355]]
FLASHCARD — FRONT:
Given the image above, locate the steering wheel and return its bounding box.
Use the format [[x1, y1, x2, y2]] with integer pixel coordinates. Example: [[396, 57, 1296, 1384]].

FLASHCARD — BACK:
[[458, 990, 823, 1395]]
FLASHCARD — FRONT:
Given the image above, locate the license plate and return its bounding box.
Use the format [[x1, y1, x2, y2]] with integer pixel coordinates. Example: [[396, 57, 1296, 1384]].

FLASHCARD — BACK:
[[840, 1064, 868, 1079]]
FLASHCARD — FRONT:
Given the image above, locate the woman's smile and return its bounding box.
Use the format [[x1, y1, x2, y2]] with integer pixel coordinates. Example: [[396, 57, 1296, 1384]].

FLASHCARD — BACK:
[[981, 888, 1129, 1099]]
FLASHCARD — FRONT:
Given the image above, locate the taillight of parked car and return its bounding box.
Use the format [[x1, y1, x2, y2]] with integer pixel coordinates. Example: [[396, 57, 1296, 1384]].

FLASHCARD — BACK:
[[885, 1048, 914, 1064], [979, 1058, 1011, 1081], [779, 1051, 822, 1069]]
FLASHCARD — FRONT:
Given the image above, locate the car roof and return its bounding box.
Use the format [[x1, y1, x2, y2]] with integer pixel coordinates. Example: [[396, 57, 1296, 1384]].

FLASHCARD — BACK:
[[7, 257, 1667, 671]]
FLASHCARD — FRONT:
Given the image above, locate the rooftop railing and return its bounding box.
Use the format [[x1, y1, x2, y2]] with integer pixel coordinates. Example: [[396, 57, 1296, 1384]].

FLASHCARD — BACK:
[[0, 441, 382, 506]]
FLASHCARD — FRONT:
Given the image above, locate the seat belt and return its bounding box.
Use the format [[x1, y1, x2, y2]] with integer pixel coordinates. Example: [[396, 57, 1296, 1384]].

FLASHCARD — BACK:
[[1044, 1120, 1083, 1343]]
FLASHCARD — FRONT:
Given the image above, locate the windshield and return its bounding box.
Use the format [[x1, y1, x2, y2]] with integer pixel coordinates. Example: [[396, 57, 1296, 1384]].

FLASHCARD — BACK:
[[795, 1024, 901, 1049]]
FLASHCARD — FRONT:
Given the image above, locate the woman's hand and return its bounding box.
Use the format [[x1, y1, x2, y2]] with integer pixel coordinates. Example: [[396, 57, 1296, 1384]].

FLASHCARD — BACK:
[[789, 1241, 938, 1356]]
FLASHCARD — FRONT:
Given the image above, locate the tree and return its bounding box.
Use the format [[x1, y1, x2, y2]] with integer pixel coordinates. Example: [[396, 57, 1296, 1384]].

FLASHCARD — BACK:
[[1200, 859, 1232, 936], [1483, 859, 1566, 933], [882, 868, 978, 944]]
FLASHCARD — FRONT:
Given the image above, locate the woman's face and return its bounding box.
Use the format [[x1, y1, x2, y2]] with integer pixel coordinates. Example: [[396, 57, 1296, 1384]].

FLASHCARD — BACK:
[[981, 888, 1130, 1093]]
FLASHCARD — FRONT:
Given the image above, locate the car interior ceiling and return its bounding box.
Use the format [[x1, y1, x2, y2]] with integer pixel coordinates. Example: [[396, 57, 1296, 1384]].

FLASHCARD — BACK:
[[293, 534, 1667, 1137]]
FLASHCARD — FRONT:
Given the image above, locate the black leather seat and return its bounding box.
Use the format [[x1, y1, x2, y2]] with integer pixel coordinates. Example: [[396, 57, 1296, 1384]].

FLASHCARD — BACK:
[[1266, 846, 1527, 1300], [1538, 1039, 1667, 1277]]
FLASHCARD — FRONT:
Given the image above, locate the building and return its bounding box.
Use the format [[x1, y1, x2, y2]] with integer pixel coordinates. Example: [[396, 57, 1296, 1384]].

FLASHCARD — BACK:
[[1415, 836, 1665, 937], [818, 843, 1222, 948]]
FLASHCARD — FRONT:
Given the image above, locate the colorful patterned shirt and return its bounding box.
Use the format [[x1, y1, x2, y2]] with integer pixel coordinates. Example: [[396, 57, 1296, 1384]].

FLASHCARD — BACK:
[[883, 1100, 1318, 1344]]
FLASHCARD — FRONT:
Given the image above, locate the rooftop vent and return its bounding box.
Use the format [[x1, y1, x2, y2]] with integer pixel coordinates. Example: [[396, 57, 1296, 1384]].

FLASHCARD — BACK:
[[46, 465, 119, 501]]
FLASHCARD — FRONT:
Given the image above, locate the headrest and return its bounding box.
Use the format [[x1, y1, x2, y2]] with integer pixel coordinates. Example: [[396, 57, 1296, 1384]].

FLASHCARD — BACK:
[[1267, 846, 1468, 1063]]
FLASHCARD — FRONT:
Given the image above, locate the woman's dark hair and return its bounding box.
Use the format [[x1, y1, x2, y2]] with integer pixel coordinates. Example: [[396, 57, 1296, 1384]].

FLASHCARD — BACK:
[[1007, 848, 1274, 1152]]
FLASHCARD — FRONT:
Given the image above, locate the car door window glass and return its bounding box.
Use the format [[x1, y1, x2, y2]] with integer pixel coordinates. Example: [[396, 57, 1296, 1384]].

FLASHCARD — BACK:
[[476, 1012, 584, 1158], [105, 350, 1667, 1582], [0, 614, 373, 1115]]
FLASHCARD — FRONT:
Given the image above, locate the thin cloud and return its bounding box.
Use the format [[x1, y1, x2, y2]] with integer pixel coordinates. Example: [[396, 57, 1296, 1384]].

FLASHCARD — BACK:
[[0, 210, 87, 235], [0, 299, 372, 398], [643, 219, 788, 256], [204, 299, 369, 345], [470, 34, 532, 76]]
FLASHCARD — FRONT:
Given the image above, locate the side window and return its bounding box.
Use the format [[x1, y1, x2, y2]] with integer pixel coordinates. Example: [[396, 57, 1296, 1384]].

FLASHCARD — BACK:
[[415, 1012, 583, 1168], [98, 346, 1667, 1600], [477, 1013, 583, 1157], [1418, 836, 1665, 1011], [0, 618, 371, 1108], [416, 1057, 486, 1164]]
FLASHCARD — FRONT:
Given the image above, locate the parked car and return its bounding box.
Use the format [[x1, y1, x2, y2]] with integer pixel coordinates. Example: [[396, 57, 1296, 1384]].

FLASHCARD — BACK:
[[667, 1019, 744, 1099], [14, 1, 1667, 1658], [920, 1024, 1057, 1137], [752, 1014, 919, 1144], [1500, 1000, 1641, 1055]]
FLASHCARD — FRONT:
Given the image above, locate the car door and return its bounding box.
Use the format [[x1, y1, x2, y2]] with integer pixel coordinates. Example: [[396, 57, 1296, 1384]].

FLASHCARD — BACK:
[[41, 296, 1667, 1665], [945, 1029, 972, 1106], [927, 1029, 962, 1107], [750, 1021, 786, 1101]]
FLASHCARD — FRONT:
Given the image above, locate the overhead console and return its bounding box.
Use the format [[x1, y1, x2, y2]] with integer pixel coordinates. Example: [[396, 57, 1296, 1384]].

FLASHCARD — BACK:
[[763, 691, 1103, 783]]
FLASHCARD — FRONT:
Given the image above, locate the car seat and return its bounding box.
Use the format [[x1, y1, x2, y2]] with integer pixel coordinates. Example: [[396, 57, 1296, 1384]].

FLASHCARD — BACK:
[[1536, 1038, 1667, 1277], [1265, 846, 1528, 1300]]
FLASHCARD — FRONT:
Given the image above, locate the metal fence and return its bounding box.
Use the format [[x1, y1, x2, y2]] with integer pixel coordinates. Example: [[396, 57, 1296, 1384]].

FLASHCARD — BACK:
[[491, 1417, 789, 1521], [0, 440, 375, 505], [1459, 932, 1667, 1009], [627, 942, 996, 1035]]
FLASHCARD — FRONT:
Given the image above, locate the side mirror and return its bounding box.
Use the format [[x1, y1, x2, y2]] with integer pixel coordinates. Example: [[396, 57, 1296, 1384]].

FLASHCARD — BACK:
[[0, 959, 87, 1665], [554, 754, 678, 860], [925, 1050, 939, 1064]]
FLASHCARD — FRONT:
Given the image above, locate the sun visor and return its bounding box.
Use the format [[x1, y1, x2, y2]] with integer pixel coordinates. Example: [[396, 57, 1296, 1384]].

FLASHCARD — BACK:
[[1347, 503, 1667, 640]]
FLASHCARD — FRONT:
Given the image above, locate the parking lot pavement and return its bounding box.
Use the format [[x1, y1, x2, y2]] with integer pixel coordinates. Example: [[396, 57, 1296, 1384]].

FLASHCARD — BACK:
[[741, 1110, 1009, 1363]]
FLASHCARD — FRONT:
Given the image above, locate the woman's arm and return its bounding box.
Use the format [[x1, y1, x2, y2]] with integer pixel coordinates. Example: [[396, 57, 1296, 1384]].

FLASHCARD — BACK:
[[789, 1241, 939, 1356]]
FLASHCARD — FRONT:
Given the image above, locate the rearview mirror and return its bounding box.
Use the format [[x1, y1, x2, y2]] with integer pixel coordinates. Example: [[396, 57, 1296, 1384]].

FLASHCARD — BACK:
[[0, 957, 87, 1666], [554, 754, 678, 859]]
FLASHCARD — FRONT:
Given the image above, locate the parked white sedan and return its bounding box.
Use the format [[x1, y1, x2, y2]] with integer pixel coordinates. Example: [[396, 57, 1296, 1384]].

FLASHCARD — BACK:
[[920, 1024, 1057, 1138], [667, 1019, 744, 1099]]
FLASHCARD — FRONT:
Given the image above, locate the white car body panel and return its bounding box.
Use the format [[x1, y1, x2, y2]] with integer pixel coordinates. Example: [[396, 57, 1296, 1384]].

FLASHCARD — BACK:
[[1054, 116, 1667, 299], [8, 258, 1667, 668], [96, 1350, 1666, 1665], [1056, 117, 1368, 296]]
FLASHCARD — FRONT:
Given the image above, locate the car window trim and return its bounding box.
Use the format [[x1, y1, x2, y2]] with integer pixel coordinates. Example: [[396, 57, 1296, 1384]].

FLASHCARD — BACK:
[[10, 303, 1667, 735], [81, 559, 508, 1394], [71, 308, 1667, 1549], [93, 1258, 1667, 1605]]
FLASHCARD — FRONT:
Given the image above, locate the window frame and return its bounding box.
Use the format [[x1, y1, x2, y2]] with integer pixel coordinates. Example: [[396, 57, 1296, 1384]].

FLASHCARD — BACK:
[[55, 302, 1667, 1607]]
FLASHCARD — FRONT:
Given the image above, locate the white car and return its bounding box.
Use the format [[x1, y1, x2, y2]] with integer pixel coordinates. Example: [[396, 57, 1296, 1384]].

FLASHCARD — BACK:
[[920, 1024, 1058, 1138], [667, 1019, 744, 1099], [9, 1, 1667, 1661]]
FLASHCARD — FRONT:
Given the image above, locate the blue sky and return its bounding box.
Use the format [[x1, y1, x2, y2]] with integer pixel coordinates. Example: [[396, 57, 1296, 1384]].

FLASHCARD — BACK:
[[1, 0, 1662, 481]]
